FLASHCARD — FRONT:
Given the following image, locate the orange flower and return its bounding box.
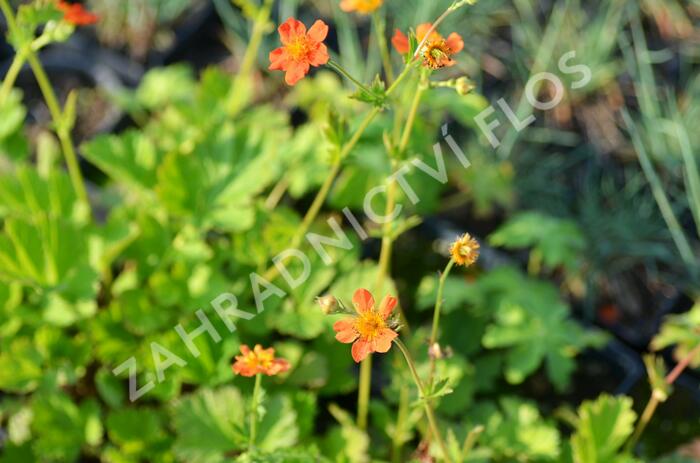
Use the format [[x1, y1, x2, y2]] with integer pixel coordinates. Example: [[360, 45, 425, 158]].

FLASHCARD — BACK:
[[232, 344, 290, 377], [340, 0, 383, 14], [333, 288, 398, 363], [392, 23, 464, 69], [269, 18, 330, 86], [57, 1, 98, 26]]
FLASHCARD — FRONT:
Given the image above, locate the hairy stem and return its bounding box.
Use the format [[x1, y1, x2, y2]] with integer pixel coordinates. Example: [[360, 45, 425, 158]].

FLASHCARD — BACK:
[[391, 385, 409, 463], [228, 0, 274, 115], [428, 258, 455, 386], [249, 373, 263, 449], [372, 11, 395, 83], [328, 59, 373, 94], [26, 52, 90, 209], [0, 49, 25, 104], [394, 338, 453, 463], [0, 0, 90, 211], [357, 354, 372, 429], [262, 106, 381, 282]]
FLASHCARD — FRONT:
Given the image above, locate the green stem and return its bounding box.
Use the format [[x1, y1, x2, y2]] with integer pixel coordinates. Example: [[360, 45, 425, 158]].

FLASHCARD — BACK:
[[0, 0, 90, 211], [665, 341, 700, 386], [357, 353, 372, 429], [0, 49, 25, 104], [26, 52, 90, 209], [625, 394, 659, 454], [327, 59, 373, 94], [372, 11, 395, 83], [227, 0, 274, 115], [249, 373, 263, 449], [358, 66, 425, 432], [625, 343, 700, 452], [428, 258, 455, 386], [398, 73, 427, 155], [386, 62, 416, 96], [391, 385, 409, 463], [394, 338, 453, 463], [262, 107, 381, 282]]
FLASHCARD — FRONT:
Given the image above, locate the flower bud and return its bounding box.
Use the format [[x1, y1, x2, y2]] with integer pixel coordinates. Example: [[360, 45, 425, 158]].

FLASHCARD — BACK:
[[316, 295, 339, 314], [455, 76, 475, 96]]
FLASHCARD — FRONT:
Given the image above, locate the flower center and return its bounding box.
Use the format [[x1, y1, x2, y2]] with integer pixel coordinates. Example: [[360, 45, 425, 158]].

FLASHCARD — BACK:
[[355, 311, 385, 340], [286, 37, 310, 60], [460, 245, 472, 256], [422, 40, 452, 69]]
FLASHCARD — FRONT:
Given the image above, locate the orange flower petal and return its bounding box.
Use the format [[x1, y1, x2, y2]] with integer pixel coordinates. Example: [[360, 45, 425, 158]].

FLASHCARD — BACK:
[[392, 29, 410, 54], [372, 328, 397, 353], [265, 358, 291, 375], [379, 295, 397, 320], [339, 0, 354, 11], [352, 288, 374, 314], [416, 23, 434, 41], [308, 44, 330, 67], [334, 319, 359, 343], [307, 20, 329, 43], [336, 328, 359, 344], [268, 47, 289, 70], [285, 61, 310, 86], [446, 32, 464, 54], [351, 339, 372, 363], [278, 17, 306, 45]]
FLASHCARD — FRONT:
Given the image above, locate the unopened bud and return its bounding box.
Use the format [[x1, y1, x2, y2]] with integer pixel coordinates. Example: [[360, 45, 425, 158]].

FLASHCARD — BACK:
[[428, 342, 443, 360], [428, 342, 452, 360], [455, 77, 475, 96], [316, 295, 338, 314]]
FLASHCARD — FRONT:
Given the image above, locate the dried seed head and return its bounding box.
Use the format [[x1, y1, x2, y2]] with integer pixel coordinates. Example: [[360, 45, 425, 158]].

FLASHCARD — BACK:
[[450, 233, 480, 267]]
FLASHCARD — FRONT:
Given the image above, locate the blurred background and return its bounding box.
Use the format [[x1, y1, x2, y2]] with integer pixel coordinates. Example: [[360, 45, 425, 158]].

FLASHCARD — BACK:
[[1, 0, 699, 461]]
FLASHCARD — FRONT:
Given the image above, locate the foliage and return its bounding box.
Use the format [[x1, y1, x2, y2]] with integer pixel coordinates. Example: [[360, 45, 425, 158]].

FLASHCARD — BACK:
[[0, 0, 698, 462]]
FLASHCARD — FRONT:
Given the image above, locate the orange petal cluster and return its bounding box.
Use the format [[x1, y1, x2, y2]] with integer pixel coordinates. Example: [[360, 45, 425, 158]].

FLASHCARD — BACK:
[[392, 23, 464, 69], [232, 344, 290, 377], [57, 1, 98, 26], [339, 0, 383, 14], [333, 288, 398, 363], [269, 18, 330, 86]]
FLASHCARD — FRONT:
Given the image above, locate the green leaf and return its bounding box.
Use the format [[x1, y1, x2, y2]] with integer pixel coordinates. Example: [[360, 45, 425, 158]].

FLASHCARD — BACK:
[[106, 408, 171, 459], [322, 404, 370, 463], [0, 338, 43, 393], [643, 355, 671, 402], [256, 394, 299, 451], [136, 65, 196, 110], [31, 393, 102, 462], [651, 303, 700, 369], [234, 446, 328, 463], [489, 211, 586, 272], [349, 75, 387, 108], [570, 394, 637, 463], [0, 89, 28, 160], [172, 386, 247, 462], [473, 397, 561, 461], [477, 267, 606, 390], [81, 130, 160, 192], [416, 274, 475, 313]]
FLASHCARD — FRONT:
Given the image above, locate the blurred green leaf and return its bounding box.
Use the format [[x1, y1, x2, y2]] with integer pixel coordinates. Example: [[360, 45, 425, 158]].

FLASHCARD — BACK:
[[570, 394, 638, 463], [651, 303, 700, 369], [172, 386, 247, 462]]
